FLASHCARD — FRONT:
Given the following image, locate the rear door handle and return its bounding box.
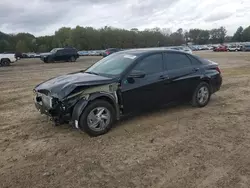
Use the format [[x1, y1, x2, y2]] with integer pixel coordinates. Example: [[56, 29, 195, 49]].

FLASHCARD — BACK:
[[159, 75, 170, 80], [192, 68, 199, 72]]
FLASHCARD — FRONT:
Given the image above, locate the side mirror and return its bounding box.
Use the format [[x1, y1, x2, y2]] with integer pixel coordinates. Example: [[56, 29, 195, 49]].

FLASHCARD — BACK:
[[128, 70, 146, 79]]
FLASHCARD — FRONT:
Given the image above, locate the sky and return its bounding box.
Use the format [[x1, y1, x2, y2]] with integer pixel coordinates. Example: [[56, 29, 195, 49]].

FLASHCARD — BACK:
[[0, 0, 250, 36]]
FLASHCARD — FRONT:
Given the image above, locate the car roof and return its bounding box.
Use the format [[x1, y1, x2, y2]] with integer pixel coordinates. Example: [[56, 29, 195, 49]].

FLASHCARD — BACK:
[[106, 48, 119, 50], [117, 48, 188, 56]]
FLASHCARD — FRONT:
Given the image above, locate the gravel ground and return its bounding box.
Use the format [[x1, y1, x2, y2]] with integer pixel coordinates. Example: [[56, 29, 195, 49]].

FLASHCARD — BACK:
[[0, 52, 250, 188]]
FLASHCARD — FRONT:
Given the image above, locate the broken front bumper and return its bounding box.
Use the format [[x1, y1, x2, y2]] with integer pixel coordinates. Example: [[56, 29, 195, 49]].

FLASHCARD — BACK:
[[34, 101, 52, 117], [34, 92, 71, 123]]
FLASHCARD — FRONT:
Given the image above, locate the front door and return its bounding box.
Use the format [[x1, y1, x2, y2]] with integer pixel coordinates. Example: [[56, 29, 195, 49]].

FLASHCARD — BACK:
[[54, 50, 64, 61], [120, 53, 166, 114]]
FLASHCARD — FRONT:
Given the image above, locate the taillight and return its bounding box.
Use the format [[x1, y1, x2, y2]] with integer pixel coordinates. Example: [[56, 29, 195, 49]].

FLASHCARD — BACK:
[[106, 51, 110, 55], [216, 67, 221, 74]]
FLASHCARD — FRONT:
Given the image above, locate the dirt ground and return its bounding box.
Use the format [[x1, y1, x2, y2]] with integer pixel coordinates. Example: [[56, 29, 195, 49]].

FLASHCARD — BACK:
[[0, 52, 250, 188]]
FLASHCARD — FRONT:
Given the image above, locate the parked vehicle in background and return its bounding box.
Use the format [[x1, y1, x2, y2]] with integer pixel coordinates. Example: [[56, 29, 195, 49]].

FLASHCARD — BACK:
[[228, 45, 241, 52], [40, 47, 79, 63], [22, 53, 29, 58], [34, 53, 41, 58], [167, 46, 193, 54], [213, 45, 227, 52], [78, 51, 89, 56], [14, 52, 23, 59], [0, 53, 17, 67], [103, 48, 121, 57], [198, 45, 209, 50], [242, 44, 250, 51], [89, 51, 101, 56], [97, 50, 105, 56], [208, 46, 214, 50], [4, 51, 23, 59], [26, 52, 37, 58], [179, 46, 193, 54], [34, 48, 222, 136]]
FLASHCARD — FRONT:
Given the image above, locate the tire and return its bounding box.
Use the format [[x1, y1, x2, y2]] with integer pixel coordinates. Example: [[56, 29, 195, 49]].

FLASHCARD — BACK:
[[46, 56, 54, 63], [79, 100, 115, 136], [70, 56, 76, 62], [0, 59, 10, 67], [191, 82, 211, 107]]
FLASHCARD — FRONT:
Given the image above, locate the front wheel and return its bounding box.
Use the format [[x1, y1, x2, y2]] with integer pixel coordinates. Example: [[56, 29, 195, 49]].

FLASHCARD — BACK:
[[191, 82, 211, 107], [0, 59, 10, 67], [79, 100, 115, 136]]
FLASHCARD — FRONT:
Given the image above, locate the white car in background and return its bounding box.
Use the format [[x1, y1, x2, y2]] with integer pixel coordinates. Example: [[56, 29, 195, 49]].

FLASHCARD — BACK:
[[0, 53, 17, 67], [168, 46, 193, 54], [228, 45, 241, 52]]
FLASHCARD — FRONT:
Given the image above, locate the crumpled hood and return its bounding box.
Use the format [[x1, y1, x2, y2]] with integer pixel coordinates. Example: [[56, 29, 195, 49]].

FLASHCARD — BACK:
[[34, 72, 114, 99]]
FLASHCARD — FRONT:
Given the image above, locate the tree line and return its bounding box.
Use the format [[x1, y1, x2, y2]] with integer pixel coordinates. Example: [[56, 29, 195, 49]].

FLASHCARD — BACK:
[[0, 25, 250, 53]]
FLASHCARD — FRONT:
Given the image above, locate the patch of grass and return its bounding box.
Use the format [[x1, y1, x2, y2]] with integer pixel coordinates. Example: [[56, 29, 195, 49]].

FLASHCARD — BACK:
[[223, 66, 250, 76]]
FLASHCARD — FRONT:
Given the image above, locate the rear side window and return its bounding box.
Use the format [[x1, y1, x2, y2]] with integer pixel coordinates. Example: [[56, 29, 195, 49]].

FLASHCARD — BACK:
[[62, 49, 68, 54], [133, 54, 163, 75], [164, 53, 192, 70], [187, 55, 202, 65], [64, 48, 76, 54]]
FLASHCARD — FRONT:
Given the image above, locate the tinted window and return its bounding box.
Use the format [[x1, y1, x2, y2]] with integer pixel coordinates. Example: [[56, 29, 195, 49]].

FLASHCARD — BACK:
[[187, 55, 201, 65], [133, 54, 163, 75], [64, 49, 71, 54], [164, 53, 192, 70], [56, 50, 63, 55]]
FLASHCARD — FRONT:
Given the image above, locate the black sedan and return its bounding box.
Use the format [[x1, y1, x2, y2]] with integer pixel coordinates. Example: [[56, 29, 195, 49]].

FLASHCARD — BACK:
[[33, 49, 222, 136]]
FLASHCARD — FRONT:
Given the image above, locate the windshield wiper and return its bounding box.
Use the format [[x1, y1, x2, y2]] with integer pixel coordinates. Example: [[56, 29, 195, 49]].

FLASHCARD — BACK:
[[85, 71, 100, 75]]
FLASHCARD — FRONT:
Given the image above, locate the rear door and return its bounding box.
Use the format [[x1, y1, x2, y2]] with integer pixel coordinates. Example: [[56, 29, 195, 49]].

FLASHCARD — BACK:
[[121, 53, 166, 113], [162, 52, 202, 102]]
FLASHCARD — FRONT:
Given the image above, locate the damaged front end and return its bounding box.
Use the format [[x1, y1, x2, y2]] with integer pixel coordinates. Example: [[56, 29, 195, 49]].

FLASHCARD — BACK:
[[33, 89, 71, 124], [34, 82, 120, 127]]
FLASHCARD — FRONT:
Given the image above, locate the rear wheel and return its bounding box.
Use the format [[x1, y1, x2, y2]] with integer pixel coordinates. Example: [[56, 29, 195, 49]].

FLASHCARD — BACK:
[[79, 100, 115, 136], [191, 82, 211, 107], [70, 56, 76, 62]]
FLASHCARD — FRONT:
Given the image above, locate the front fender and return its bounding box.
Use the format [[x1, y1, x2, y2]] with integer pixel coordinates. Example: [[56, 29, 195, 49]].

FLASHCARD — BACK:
[[71, 98, 88, 127], [71, 92, 119, 128]]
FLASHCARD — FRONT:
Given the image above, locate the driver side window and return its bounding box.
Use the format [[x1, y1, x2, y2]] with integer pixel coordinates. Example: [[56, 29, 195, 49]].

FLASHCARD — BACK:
[[133, 54, 163, 75]]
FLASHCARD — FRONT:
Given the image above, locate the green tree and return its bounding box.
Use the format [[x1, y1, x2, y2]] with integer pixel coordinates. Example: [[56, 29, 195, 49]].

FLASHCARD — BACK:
[[232, 26, 243, 42], [0, 40, 11, 52], [198, 30, 210, 44], [242, 26, 250, 41], [189, 29, 201, 44], [16, 40, 30, 52], [209, 27, 227, 44]]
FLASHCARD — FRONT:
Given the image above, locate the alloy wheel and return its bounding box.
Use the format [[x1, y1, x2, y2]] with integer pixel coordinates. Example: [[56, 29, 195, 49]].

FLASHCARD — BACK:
[[87, 107, 111, 131], [197, 86, 209, 105]]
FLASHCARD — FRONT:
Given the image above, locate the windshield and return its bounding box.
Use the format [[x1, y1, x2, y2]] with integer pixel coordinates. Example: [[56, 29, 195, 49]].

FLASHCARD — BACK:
[[85, 53, 137, 77]]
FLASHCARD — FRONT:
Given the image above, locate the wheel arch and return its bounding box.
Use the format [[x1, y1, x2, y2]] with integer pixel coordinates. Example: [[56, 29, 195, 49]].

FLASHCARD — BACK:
[[71, 92, 120, 128], [200, 78, 210, 85], [1, 58, 11, 62]]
